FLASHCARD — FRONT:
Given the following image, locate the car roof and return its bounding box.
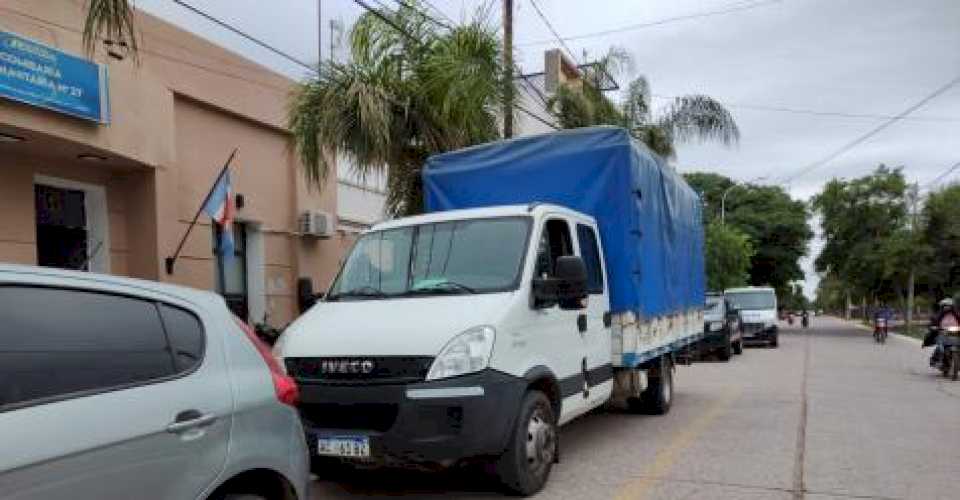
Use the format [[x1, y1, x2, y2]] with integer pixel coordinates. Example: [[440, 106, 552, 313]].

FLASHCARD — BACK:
[[0, 264, 222, 306], [370, 203, 595, 231], [724, 287, 775, 294]]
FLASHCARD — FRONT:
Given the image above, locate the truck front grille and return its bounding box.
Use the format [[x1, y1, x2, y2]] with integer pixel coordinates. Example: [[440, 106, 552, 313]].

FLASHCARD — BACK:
[[285, 356, 434, 384]]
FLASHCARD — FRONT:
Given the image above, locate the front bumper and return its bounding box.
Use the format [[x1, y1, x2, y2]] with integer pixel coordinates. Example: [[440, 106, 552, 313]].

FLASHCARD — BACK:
[[741, 323, 777, 341], [295, 369, 526, 465], [700, 328, 732, 350]]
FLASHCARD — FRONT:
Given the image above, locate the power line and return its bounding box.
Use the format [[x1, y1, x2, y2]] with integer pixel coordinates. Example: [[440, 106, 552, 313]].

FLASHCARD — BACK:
[[391, 0, 455, 30], [780, 75, 960, 184], [518, 0, 781, 47], [421, 0, 457, 26], [922, 160, 960, 190], [650, 94, 960, 122], [527, 0, 580, 64], [172, 0, 316, 72]]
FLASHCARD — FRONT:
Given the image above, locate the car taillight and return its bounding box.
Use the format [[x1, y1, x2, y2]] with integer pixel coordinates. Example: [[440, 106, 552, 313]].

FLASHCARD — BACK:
[[233, 317, 299, 406]]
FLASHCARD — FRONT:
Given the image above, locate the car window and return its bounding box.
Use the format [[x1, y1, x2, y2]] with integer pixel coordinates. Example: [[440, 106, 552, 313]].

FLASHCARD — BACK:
[[158, 304, 205, 373], [576, 224, 604, 294], [0, 286, 177, 410], [535, 219, 573, 278]]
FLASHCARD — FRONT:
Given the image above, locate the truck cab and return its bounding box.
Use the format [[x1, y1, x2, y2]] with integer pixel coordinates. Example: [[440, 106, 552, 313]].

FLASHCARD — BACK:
[[274, 204, 613, 494]]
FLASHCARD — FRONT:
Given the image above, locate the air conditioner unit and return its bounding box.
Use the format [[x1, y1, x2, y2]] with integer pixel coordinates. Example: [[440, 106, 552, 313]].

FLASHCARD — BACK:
[[298, 210, 335, 238]]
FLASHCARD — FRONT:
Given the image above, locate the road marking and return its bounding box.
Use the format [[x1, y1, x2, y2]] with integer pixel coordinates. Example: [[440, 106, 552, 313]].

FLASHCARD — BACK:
[[792, 330, 810, 499], [613, 386, 740, 500]]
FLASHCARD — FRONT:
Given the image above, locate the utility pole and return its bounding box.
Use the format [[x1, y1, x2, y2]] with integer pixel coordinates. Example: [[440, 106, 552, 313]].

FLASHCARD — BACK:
[[318, 0, 322, 64], [906, 182, 919, 333], [502, 0, 514, 138]]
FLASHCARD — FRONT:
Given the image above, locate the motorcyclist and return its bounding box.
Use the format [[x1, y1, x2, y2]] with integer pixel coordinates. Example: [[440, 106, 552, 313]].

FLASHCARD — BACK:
[[801, 309, 809, 328], [873, 304, 892, 338], [924, 298, 958, 365]]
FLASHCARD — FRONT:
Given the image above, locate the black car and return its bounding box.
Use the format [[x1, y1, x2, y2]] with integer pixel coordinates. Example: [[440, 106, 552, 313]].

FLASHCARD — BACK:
[[701, 293, 743, 360]]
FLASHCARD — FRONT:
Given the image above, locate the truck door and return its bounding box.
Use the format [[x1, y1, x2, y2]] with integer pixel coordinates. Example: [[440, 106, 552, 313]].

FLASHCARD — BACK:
[[574, 222, 614, 407], [532, 217, 593, 421]]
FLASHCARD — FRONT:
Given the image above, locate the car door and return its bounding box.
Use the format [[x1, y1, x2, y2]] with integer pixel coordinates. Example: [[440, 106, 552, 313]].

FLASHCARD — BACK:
[[526, 216, 594, 423], [0, 278, 233, 500], [573, 221, 614, 409]]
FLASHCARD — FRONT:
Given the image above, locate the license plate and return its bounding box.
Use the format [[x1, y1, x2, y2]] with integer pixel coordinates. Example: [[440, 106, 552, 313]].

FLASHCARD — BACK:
[[315, 436, 370, 458]]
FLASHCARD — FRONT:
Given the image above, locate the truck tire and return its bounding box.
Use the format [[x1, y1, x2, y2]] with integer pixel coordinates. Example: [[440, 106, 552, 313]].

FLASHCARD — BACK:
[[497, 390, 557, 496], [638, 357, 673, 415], [718, 341, 732, 361], [733, 340, 743, 355]]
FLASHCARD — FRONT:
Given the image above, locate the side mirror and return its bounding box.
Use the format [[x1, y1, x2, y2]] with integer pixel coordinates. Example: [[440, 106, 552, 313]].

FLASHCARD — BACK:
[[532, 256, 588, 310], [297, 277, 324, 313]]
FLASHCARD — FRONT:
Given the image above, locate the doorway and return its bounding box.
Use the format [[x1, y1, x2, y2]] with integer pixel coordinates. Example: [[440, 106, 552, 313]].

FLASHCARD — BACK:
[[214, 222, 249, 321]]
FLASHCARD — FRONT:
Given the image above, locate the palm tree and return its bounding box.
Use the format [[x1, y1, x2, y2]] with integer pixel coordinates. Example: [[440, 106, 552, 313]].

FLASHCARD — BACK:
[[81, 0, 139, 60], [548, 50, 739, 159], [288, 3, 513, 216]]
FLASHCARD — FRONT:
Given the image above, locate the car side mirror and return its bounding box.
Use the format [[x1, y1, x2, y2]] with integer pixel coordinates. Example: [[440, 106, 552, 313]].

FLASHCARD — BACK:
[[532, 256, 588, 310]]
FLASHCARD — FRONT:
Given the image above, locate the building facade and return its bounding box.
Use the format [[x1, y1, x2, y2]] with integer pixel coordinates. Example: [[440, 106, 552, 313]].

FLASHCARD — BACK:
[[0, 0, 351, 328]]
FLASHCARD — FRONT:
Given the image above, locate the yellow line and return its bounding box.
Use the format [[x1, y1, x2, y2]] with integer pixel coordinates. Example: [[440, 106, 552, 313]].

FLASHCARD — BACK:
[[614, 387, 741, 500]]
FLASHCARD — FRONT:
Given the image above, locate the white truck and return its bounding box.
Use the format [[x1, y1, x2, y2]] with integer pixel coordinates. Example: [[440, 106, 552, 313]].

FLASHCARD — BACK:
[[724, 286, 779, 347], [274, 127, 706, 495]]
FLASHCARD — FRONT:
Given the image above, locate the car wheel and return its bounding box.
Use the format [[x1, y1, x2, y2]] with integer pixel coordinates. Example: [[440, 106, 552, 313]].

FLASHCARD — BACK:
[[718, 342, 732, 361], [770, 335, 779, 348], [733, 340, 743, 355], [497, 390, 557, 496]]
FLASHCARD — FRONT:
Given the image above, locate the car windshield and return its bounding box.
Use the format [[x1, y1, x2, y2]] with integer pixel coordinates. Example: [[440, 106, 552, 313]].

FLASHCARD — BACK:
[[705, 297, 722, 312], [327, 217, 531, 300], [726, 292, 776, 311]]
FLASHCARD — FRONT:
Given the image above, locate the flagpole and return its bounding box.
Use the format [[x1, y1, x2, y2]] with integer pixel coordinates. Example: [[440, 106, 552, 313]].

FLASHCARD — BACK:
[[165, 148, 238, 275]]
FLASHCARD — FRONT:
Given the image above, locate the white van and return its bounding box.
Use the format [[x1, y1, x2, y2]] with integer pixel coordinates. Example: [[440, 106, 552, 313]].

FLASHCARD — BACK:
[[724, 286, 779, 347]]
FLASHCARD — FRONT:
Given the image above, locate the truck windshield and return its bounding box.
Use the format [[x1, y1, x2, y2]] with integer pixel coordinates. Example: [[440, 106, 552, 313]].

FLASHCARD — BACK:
[[726, 292, 776, 311], [327, 217, 531, 300]]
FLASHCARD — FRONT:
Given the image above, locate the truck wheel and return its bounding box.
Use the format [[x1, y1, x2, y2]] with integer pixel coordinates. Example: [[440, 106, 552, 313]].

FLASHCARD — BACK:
[[733, 340, 743, 355], [718, 342, 732, 361], [497, 390, 556, 496], [637, 357, 673, 415]]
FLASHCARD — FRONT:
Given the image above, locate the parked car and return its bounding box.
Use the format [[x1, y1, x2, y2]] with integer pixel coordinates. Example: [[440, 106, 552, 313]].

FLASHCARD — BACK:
[[275, 127, 706, 496], [0, 264, 308, 500], [702, 293, 743, 360], [725, 286, 779, 347]]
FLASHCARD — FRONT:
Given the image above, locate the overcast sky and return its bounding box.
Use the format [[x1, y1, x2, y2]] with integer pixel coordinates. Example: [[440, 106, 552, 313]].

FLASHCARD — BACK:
[[137, 0, 960, 298]]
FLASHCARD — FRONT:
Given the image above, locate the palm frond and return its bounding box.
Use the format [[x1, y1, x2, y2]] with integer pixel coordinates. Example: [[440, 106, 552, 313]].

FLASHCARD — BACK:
[[656, 94, 740, 147], [622, 76, 651, 126], [82, 0, 138, 60]]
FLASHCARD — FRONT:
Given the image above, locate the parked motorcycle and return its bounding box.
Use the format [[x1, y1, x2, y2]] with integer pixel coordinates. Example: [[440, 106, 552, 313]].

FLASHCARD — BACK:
[[873, 317, 888, 344], [930, 315, 960, 380]]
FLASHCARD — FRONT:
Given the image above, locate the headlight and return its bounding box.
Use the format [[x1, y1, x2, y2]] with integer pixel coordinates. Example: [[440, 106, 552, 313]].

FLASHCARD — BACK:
[[426, 326, 496, 381], [709, 321, 725, 331]]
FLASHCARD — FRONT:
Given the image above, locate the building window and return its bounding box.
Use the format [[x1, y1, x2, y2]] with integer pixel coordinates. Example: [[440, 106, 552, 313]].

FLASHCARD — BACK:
[[213, 223, 248, 321], [33, 177, 110, 274]]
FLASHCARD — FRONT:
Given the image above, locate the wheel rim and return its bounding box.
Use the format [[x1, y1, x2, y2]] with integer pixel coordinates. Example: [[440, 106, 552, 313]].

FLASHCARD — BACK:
[[525, 405, 555, 477]]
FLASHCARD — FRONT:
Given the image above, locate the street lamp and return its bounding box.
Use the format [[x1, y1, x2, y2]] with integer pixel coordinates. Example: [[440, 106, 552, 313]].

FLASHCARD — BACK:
[[720, 176, 767, 225]]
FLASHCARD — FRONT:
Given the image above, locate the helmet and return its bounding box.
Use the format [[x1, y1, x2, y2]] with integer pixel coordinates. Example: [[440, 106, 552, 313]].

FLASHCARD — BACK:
[[940, 298, 955, 309]]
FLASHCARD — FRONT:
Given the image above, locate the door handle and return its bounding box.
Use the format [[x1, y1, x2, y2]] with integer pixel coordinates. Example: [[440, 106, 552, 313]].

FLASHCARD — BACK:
[[166, 410, 218, 434]]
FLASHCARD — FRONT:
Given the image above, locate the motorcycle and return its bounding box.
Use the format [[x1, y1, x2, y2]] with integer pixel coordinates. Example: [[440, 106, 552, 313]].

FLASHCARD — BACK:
[[873, 317, 888, 344], [930, 315, 960, 380], [787, 314, 795, 326]]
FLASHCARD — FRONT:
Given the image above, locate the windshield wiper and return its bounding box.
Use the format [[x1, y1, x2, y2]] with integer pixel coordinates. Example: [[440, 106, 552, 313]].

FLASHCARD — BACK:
[[406, 281, 477, 295], [327, 286, 389, 301]]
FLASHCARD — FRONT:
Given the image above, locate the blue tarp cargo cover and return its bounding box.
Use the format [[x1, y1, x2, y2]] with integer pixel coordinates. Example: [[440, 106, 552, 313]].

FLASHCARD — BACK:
[[423, 126, 705, 317]]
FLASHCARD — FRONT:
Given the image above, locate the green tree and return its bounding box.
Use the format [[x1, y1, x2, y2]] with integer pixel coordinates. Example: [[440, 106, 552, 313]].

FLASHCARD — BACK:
[[811, 165, 910, 307], [683, 172, 735, 221], [704, 221, 755, 291], [289, 3, 512, 216], [920, 183, 960, 300], [547, 51, 739, 158]]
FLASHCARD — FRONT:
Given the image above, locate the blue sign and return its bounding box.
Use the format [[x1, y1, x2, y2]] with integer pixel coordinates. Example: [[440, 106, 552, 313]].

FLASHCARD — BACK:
[[0, 30, 109, 123]]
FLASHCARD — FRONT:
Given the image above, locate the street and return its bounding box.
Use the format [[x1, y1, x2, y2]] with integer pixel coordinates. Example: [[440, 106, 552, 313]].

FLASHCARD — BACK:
[[311, 317, 960, 499]]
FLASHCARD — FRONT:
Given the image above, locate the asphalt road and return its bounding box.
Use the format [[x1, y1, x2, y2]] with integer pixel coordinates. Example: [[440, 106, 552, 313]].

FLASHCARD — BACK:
[[310, 316, 960, 499]]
